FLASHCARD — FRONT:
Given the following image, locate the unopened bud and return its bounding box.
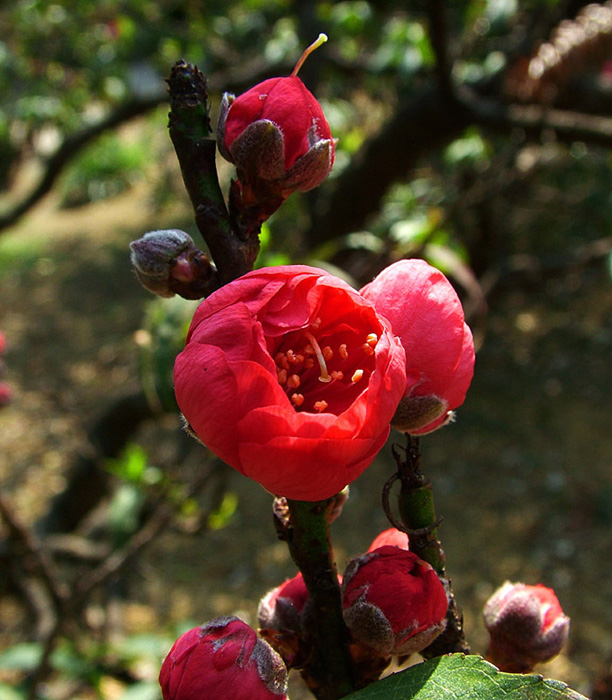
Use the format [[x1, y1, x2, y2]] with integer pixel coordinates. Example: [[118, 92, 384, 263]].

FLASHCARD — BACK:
[[130, 229, 216, 299], [159, 616, 288, 700], [367, 528, 409, 552], [258, 572, 310, 668], [341, 546, 448, 656], [0, 382, 11, 408], [391, 394, 450, 434], [217, 36, 334, 202], [483, 581, 570, 672]]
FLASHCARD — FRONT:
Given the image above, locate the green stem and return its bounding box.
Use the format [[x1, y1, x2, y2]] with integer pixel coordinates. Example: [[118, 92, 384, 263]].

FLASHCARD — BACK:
[[285, 498, 357, 700], [389, 435, 470, 657]]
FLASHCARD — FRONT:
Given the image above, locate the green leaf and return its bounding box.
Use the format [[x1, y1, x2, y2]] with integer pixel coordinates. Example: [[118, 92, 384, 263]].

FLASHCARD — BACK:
[[344, 655, 589, 700]]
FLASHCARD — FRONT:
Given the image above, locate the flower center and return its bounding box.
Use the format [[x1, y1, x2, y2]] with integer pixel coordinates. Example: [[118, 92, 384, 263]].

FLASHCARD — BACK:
[[273, 318, 379, 414]]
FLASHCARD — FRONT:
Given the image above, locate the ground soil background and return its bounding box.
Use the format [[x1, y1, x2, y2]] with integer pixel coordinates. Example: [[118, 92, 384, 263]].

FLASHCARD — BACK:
[[1, 176, 611, 698]]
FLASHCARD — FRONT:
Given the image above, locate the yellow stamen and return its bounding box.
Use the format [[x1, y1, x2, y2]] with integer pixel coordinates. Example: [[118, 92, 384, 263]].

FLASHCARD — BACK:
[[322, 346, 333, 361], [331, 370, 344, 381], [305, 331, 332, 383], [362, 344, 374, 356], [339, 343, 348, 359], [292, 34, 328, 77], [287, 374, 301, 389], [277, 368, 288, 384], [366, 333, 378, 347], [351, 369, 364, 383], [314, 400, 328, 412], [291, 393, 305, 407]]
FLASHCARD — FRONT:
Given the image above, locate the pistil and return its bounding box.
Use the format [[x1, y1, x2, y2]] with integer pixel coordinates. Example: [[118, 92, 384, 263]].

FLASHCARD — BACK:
[[304, 331, 332, 383]]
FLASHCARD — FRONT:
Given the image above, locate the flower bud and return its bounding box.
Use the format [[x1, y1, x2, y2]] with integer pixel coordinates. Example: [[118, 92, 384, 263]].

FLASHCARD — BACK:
[[217, 35, 334, 197], [341, 546, 448, 656], [257, 572, 310, 667], [159, 616, 288, 700], [0, 382, 11, 408], [483, 581, 570, 672], [130, 229, 215, 299], [367, 528, 410, 552]]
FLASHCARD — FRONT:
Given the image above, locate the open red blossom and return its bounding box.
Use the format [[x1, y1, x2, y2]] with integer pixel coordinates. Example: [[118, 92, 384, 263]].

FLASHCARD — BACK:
[[361, 259, 475, 434], [174, 265, 406, 501], [341, 546, 448, 656], [159, 617, 288, 700]]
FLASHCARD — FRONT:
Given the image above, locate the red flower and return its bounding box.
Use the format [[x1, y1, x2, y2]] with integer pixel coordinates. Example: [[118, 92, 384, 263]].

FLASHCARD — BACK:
[[217, 36, 334, 195], [159, 617, 288, 700], [361, 259, 475, 434], [174, 265, 406, 501], [483, 581, 570, 672], [341, 546, 448, 656], [367, 528, 409, 552]]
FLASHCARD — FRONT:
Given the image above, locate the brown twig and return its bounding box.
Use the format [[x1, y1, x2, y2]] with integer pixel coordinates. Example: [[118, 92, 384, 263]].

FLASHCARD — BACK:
[[0, 492, 69, 611]]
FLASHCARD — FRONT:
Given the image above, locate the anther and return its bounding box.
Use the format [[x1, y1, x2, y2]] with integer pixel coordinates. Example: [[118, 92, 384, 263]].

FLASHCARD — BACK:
[[366, 333, 379, 347], [305, 331, 332, 383], [277, 369, 288, 384], [287, 374, 301, 389], [331, 370, 344, 381], [339, 343, 348, 359], [291, 393, 305, 407], [362, 344, 374, 356], [314, 400, 328, 412], [351, 369, 364, 383]]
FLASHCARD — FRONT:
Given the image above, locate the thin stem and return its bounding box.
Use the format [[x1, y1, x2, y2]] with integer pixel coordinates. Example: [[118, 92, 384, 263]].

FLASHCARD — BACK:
[[390, 435, 471, 657], [285, 498, 356, 700], [167, 61, 259, 287]]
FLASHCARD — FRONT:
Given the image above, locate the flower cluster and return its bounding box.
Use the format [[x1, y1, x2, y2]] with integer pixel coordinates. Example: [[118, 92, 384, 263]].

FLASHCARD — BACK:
[[483, 581, 570, 672], [258, 529, 446, 670], [174, 260, 474, 501], [0, 331, 11, 408], [159, 616, 288, 700]]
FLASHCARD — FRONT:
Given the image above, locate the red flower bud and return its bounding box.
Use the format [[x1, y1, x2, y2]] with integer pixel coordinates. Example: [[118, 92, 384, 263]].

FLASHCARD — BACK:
[[218, 36, 334, 195], [258, 572, 313, 668], [483, 581, 570, 672], [130, 229, 215, 300], [341, 546, 448, 656], [367, 528, 409, 552], [0, 383, 11, 408], [0, 331, 6, 356], [361, 259, 475, 434], [159, 617, 288, 700], [258, 572, 310, 635], [174, 264, 406, 501]]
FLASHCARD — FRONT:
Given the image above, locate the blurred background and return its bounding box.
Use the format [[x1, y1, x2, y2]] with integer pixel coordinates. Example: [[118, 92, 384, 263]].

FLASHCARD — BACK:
[[1, 1, 611, 699]]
